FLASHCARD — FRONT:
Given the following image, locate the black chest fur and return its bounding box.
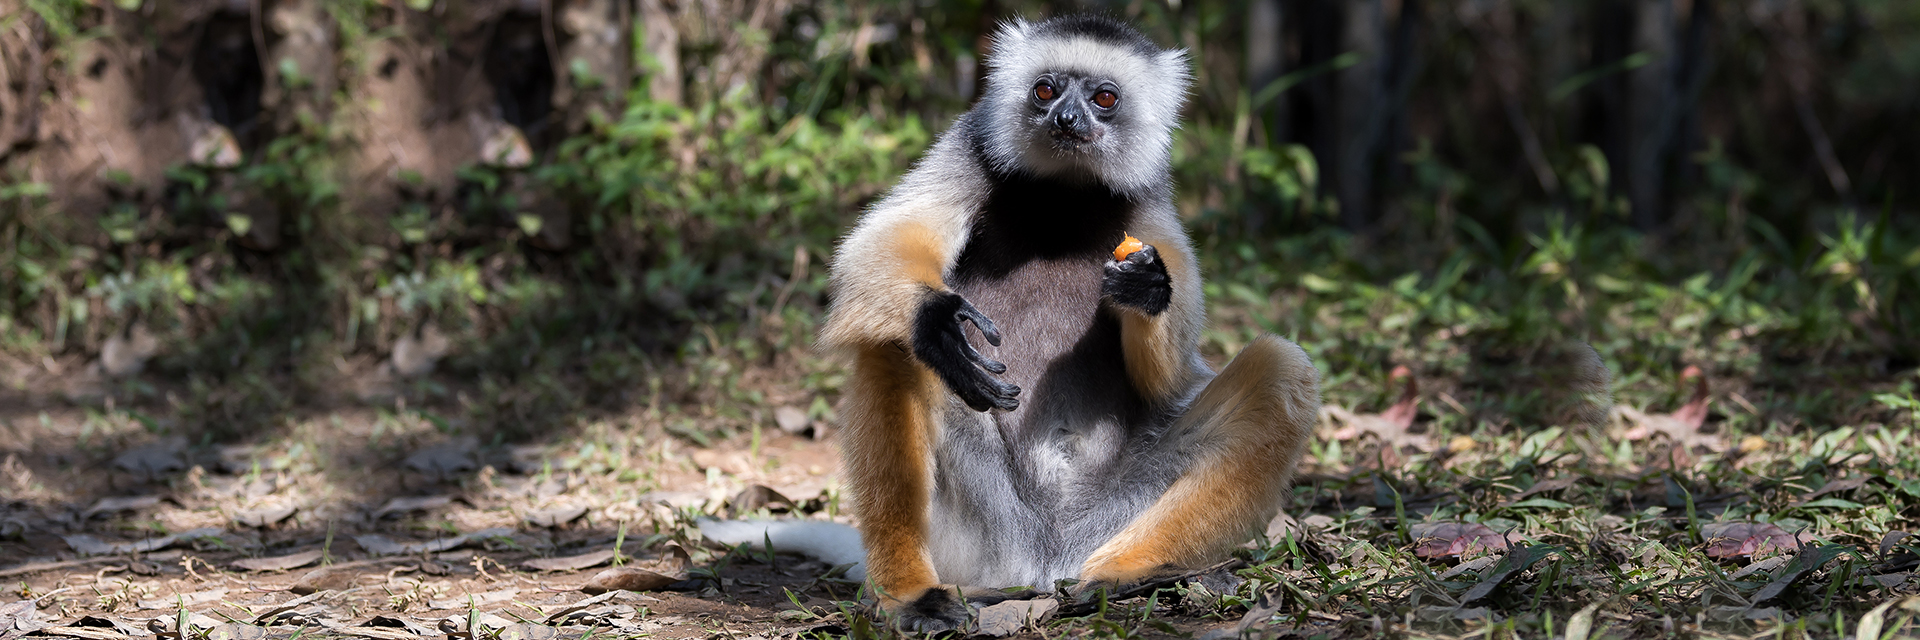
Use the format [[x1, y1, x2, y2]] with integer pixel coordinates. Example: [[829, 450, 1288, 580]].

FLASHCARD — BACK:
[[948, 174, 1146, 442]]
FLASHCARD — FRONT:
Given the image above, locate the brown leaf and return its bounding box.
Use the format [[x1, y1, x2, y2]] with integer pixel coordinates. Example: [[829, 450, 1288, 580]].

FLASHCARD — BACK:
[[975, 599, 1058, 637], [1622, 366, 1724, 452], [521, 549, 616, 572], [728, 484, 794, 516], [1327, 366, 1431, 452], [373, 495, 454, 519], [1410, 522, 1512, 559], [1798, 476, 1871, 504], [1701, 522, 1811, 559], [426, 588, 519, 611], [231, 550, 324, 572], [233, 505, 298, 528], [289, 566, 361, 594], [580, 567, 679, 594], [82, 495, 164, 518]]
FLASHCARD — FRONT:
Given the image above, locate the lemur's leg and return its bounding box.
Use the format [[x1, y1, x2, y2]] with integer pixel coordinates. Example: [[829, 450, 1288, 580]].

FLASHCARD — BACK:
[[1079, 334, 1321, 585]]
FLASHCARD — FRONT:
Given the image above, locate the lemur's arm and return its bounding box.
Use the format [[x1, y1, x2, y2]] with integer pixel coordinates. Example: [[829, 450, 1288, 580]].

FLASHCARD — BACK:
[[816, 131, 1001, 626], [1102, 211, 1207, 403]]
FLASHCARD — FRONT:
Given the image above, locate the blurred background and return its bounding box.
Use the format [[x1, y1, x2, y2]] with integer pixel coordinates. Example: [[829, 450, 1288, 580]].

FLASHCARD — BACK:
[[1, 0, 1918, 633], [0, 0, 1915, 451]]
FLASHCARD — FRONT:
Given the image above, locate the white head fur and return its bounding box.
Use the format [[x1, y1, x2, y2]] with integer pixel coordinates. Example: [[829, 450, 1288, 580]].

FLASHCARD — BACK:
[[976, 15, 1192, 195]]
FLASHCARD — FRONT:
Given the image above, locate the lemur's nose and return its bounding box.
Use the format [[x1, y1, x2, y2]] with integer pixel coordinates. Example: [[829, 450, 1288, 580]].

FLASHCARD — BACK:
[[1055, 110, 1079, 130]]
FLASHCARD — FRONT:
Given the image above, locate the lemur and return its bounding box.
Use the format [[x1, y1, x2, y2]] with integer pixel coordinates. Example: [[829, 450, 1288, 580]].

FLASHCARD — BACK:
[[706, 14, 1322, 632]]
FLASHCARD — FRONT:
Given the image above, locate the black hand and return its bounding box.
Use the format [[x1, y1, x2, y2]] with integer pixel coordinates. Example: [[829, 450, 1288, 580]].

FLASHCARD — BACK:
[[911, 291, 1021, 412], [1102, 244, 1172, 315]]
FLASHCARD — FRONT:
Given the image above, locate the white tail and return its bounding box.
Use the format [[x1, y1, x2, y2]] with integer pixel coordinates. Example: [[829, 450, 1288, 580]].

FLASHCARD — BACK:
[[697, 519, 868, 581]]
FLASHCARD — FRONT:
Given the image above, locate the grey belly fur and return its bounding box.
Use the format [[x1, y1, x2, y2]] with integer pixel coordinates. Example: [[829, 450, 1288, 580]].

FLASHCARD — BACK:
[[929, 255, 1198, 589]]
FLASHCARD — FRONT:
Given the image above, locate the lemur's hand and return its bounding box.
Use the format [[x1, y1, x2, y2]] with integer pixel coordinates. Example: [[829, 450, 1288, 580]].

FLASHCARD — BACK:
[[912, 291, 1021, 412], [1103, 244, 1172, 314]]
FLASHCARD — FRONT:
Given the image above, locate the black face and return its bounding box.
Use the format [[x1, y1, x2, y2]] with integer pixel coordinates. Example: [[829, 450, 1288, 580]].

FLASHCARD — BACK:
[[1029, 73, 1120, 148]]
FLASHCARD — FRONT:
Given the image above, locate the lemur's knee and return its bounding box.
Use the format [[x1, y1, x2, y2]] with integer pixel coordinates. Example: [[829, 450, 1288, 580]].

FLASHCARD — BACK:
[[1187, 335, 1320, 444]]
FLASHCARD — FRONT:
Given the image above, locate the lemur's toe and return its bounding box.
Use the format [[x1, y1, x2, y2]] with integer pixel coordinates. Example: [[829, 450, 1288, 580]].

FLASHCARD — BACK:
[[888, 586, 969, 635]]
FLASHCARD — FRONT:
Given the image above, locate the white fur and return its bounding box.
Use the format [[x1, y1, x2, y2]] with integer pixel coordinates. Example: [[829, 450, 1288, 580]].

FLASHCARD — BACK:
[[978, 18, 1192, 194], [698, 518, 869, 581]]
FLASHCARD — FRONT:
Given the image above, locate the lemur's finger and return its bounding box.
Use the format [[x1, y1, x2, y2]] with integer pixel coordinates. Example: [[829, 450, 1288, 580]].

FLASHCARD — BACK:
[[1125, 244, 1159, 265], [955, 299, 1003, 346], [962, 339, 1008, 374]]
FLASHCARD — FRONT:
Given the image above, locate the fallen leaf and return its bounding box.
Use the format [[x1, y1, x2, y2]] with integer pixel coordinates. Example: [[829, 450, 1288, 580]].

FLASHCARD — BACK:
[[1563, 602, 1602, 640], [521, 550, 616, 572], [232, 550, 325, 572], [494, 624, 559, 640], [728, 485, 794, 516], [773, 406, 810, 434], [974, 599, 1058, 637], [1325, 366, 1432, 452], [249, 591, 331, 624], [580, 567, 680, 594], [362, 616, 437, 636], [1621, 366, 1725, 452], [523, 505, 587, 528], [0, 600, 43, 640], [233, 505, 298, 528], [201, 623, 266, 640], [83, 495, 164, 518], [111, 437, 187, 481], [289, 566, 361, 594], [426, 589, 519, 611], [402, 440, 476, 481], [373, 495, 454, 519], [1410, 522, 1512, 558], [136, 588, 228, 610], [1701, 522, 1812, 559], [62, 528, 221, 556], [1797, 477, 1871, 504]]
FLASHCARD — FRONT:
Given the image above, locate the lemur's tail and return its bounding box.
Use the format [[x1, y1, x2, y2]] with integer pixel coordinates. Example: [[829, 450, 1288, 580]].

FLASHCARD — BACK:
[[697, 519, 867, 580]]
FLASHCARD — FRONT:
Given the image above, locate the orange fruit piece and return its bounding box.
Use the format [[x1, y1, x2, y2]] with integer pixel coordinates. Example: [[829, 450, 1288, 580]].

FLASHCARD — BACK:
[[1113, 233, 1145, 261]]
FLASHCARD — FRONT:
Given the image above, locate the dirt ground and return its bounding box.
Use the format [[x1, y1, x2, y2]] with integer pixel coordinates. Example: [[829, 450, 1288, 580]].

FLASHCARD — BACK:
[[0, 405, 1258, 639]]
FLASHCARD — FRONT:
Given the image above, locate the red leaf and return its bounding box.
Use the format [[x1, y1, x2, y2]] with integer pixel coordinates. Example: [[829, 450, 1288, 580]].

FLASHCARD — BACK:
[[1411, 522, 1512, 559]]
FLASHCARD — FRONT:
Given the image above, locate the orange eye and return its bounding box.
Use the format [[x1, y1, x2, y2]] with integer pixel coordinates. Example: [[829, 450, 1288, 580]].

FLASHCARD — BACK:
[[1034, 83, 1055, 101], [1092, 90, 1117, 109]]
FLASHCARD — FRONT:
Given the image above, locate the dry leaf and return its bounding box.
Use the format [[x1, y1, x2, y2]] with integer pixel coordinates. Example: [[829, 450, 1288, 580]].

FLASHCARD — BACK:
[[233, 505, 298, 528], [1410, 522, 1512, 558], [521, 550, 616, 572], [426, 589, 519, 611], [975, 599, 1058, 637], [580, 567, 680, 594], [231, 550, 324, 573], [1621, 366, 1725, 452], [1325, 366, 1432, 452], [523, 505, 588, 528], [289, 566, 361, 594], [773, 406, 810, 434], [1701, 522, 1811, 559], [373, 495, 454, 519], [135, 588, 227, 610], [728, 485, 794, 516]]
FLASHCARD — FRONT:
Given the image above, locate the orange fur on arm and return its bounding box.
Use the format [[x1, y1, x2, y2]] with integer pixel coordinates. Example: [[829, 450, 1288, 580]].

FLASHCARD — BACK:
[[1114, 235, 1199, 402], [819, 220, 956, 351]]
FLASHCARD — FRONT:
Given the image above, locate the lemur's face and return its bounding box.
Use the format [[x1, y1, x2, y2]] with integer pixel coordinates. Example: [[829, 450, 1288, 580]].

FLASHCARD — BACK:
[[1026, 72, 1123, 155]]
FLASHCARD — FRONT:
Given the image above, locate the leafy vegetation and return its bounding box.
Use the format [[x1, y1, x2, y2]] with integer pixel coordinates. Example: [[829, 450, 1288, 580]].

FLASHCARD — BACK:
[[0, 0, 1915, 638]]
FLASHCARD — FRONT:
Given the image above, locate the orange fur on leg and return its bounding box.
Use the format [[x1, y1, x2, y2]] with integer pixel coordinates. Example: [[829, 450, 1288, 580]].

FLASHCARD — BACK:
[[839, 347, 946, 607], [1081, 335, 1320, 584]]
